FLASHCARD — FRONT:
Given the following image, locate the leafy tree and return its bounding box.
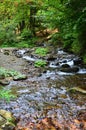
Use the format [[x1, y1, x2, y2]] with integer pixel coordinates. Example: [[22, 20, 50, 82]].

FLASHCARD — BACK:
[[0, 0, 86, 62], [56, 0, 86, 56]]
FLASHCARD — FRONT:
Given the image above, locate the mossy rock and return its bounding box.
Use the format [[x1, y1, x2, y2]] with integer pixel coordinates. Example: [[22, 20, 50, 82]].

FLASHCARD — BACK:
[[67, 87, 86, 94], [0, 109, 16, 129], [13, 74, 27, 81], [0, 67, 27, 81]]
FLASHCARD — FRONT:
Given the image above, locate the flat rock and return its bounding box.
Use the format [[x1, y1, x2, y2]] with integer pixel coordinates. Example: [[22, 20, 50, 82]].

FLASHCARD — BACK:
[[0, 79, 10, 85]]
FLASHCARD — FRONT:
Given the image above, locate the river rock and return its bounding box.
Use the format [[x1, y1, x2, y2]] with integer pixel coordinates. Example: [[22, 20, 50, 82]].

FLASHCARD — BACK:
[[4, 50, 10, 55], [73, 58, 82, 65], [61, 64, 70, 68], [15, 53, 22, 58], [13, 74, 27, 81], [60, 66, 79, 73], [0, 79, 10, 85], [67, 87, 86, 94], [0, 109, 16, 130], [46, 55, 57, 61]]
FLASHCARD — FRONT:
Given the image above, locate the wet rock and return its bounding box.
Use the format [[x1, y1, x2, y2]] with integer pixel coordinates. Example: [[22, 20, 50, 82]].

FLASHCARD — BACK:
[[61, 64, 70, 68], [67, 87, 86, 94], [0, 79, 10, 85], [77, 110, 86, 120], [43, 70, 47, 73], [0, 109, 16, 130], [23, 55, 35, 62], [46, 55, 57, 61], [46, 76, 50, 79], [62, 60, 67, 63], [13, 74, 27, 81], [55, 62, 59, 66], [15, 53, 22, 58], [14, 49, 26, 58], [60, 66, 79, 73], [37, 73, 42, 77], [4, 50, 10, 55], [73, 58, 83, 65]]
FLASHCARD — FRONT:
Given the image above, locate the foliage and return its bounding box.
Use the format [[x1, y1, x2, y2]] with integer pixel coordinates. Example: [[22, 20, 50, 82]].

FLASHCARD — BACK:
[[1, 40, 36, 48], [35, 47, 48, 56], [0, 67, 26, 79], [34, 60, 47, 67], [13, 41, 35, 48], [83, 55, 86, 64], [21, 28, 33, 40], [0, 67, 19, 78], [56, 0, 86, 56], [0, 89, 16, 102], [0, 0, 86, 61]]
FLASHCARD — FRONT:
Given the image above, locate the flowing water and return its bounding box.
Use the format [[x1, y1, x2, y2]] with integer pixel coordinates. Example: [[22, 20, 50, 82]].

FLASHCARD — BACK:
[[0, 47, 86, 128]]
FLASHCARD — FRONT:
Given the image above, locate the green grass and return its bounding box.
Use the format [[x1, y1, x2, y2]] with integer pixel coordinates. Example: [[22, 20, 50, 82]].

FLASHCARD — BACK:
[[35, 47, 48, 56], [34, 60, 47, 67], [0, 89, 16, 102]]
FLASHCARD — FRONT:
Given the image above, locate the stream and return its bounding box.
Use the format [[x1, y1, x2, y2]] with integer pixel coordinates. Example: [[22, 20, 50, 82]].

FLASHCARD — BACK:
[[0, 46, 86, 129]]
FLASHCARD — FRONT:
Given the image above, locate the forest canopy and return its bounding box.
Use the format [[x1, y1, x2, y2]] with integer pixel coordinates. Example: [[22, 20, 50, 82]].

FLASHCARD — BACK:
[[0, 0, 86, 62]]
